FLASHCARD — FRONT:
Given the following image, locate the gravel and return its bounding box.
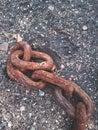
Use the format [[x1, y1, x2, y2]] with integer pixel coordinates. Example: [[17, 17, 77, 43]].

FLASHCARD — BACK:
[[0, 0, 98, 130]]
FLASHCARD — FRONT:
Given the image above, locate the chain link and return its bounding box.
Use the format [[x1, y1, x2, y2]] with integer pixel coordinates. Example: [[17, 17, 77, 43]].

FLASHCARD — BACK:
[[6, 41, 93, 130]]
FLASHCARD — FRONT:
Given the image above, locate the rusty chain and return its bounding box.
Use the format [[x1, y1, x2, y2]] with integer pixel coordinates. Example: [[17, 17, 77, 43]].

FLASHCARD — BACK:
[[6, 41, 93, 130]]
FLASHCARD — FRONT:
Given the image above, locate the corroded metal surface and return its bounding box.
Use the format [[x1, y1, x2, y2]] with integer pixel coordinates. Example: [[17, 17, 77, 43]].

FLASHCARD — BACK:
[[6, 41, 94, 130]]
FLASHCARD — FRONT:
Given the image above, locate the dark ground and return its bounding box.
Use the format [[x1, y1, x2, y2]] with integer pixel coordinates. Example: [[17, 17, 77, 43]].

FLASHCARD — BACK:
[[0, 0, 98, 130]]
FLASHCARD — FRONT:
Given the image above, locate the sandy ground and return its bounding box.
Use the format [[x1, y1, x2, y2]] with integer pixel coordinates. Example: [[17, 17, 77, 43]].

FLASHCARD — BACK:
[[0, 0, 98, 130]]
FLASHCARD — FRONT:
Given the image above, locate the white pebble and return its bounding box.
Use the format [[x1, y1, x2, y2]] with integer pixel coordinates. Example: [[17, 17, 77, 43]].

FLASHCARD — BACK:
[[56, 120, 59, 123], [20, 106, 25, 111], [8, 121, 12, 128], [39, 90, 45, 96], [30, 126, 36, 130], [48, 5, 54, 11], [88, 121, 94, 129], [82, 25, 88, 31], [61, 64, 65, 69], [29, 113, 32, 117]]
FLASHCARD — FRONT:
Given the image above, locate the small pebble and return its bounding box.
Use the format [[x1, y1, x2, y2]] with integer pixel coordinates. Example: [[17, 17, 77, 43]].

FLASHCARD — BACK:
[[30, 126, 36, 130], [68, 50, 72, 54], [48, 5, 54, 11], [51, 108, 54, 111], [82, 25, 88, 31], [20, 106, 25, 111], [61, 64, 65, 69], [8, 121, 12, 128], [88, 122, 94, 129], [33, 122, 36, 126], [55, 120, 59, 123], [69, 75, 74, 81], [38, 90, 45, 96], [29, 113, 32, 118]]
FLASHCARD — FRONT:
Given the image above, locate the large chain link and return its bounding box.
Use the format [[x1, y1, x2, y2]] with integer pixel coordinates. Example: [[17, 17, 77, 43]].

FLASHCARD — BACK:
[[6, 41, 93, 130]]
